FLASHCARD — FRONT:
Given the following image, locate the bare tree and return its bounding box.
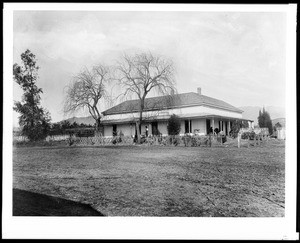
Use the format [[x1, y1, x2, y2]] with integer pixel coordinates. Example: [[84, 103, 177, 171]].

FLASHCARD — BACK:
[[116, 52, 176, 143], [64, 65, 111, 135]]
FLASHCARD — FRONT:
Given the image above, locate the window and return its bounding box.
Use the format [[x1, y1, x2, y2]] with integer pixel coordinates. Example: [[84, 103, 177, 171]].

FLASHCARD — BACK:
[[185, 120, 192, 133]]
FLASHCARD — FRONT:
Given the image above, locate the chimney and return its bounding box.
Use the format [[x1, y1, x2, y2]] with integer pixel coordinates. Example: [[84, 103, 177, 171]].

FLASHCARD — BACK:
[[197, 87, 202, 95]]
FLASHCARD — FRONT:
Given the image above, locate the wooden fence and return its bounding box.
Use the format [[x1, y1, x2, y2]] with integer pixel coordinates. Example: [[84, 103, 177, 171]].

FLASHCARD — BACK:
[[48, 134, 217, 147], [13, 135, 29, 142], [46, 135, 70, 141], [14, 132, 269, 148], [67, 135, 135, 146], [142, 134, 219, 147], [237, 133, 269, 148]]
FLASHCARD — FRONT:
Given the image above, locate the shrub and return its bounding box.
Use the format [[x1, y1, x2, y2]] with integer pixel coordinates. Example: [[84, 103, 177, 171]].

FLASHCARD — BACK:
[[167, 114, 181, 135], [112, 136, 122, 144], [241, 131, 256, 140], [173, 136, 181, 146], [67, 135, 76, 146], [168, 135, 181, 146]]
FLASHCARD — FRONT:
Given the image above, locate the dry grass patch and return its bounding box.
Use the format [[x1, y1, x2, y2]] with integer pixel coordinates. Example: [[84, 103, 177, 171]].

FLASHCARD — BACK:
[[13, 140, 285, 216]]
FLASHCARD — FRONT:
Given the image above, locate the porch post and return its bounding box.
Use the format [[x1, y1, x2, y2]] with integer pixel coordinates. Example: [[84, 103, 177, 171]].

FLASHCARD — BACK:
[[212, 117, 215, 132], [228, 121, 231, 135]]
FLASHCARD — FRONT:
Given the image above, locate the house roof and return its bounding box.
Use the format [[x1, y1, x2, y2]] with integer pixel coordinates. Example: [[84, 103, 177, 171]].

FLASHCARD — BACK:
[[102, 92, 244, 116]]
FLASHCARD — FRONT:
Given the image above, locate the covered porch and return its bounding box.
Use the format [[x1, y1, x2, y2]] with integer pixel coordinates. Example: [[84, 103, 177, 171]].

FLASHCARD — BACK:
[[101, 114, 254, 137], [188, 115, 254, 136]]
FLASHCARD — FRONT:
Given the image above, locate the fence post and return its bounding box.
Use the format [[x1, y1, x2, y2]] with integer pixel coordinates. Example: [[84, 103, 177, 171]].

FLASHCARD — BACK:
[[237, 133, 241, 148]]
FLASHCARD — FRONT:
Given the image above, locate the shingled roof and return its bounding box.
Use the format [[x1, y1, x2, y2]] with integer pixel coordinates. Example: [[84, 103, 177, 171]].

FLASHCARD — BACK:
[[102, 92, 243, 115]]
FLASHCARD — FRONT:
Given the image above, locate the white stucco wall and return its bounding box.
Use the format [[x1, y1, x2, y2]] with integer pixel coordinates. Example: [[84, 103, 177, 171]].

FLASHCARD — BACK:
[[158, 121, 168, 135], [104, 125, 113, 137], [117, 124, 134, 137], [179, 121, 185, 135], [192, 119, 206, 134]]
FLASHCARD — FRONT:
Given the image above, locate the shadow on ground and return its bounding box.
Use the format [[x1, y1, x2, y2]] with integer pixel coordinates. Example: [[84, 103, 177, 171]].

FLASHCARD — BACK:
[[13, 188, 104, 216]]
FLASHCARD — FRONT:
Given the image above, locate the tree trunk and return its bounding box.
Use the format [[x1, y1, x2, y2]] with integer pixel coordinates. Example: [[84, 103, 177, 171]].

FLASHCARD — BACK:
[[136, 120, 141, 144], [95, 117, 102, 137], [137, 101, 144, 144]]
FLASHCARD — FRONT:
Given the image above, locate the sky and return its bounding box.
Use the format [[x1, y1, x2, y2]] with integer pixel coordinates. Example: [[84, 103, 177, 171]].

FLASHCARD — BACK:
[[12, 9, 287, 126]]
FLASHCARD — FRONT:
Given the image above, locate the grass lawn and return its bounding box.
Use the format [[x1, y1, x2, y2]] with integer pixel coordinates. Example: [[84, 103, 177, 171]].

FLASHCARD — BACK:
[[13, 140, 285, 217]]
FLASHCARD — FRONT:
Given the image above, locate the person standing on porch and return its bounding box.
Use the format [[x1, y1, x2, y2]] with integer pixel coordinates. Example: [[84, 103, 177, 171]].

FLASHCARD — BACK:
[[145, 126, 149, 137]]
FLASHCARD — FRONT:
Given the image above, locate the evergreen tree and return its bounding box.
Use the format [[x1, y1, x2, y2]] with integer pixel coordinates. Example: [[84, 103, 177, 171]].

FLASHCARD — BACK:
[[230, 120, 249, 138], [167, 114, 181, 135], [13, 49, 51, 141], [257, 108, 273, 134]]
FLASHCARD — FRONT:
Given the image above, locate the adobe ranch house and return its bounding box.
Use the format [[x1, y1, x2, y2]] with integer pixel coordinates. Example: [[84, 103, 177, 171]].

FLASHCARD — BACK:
[[101, 88, 254, 138]]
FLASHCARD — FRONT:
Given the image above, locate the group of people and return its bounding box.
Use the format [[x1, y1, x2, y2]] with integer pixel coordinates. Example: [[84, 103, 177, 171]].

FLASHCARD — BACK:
[[208, 127, 221, 135], [143, 126, 231, 138], [145, 126, 225, 137]]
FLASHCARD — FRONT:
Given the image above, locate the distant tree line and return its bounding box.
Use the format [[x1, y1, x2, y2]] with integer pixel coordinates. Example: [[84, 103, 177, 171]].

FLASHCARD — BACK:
[[49, 120, 94, 136]]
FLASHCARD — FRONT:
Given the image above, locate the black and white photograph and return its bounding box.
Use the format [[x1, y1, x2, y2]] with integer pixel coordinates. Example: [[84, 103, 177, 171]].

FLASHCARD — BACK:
[[2, 3, 298, 240]]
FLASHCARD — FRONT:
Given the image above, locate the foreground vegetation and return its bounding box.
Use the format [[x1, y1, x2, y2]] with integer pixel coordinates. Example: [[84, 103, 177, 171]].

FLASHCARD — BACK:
[[13, 140, 285, 216]]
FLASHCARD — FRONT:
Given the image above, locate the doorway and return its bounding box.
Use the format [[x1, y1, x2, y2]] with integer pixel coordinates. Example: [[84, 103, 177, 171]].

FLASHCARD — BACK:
[[112, 124, 117, 136], [206, 119, 211, 135], [152, 121, 158, 135], [185, 120, 192, 133]]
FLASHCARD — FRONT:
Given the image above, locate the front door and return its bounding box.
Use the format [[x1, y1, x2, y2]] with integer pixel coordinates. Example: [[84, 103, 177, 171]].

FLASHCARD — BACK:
[[184, 120, 192, 134], [185, 120, 189, 134], [206, 119, 211, 135], [152, 121, 158, 135]]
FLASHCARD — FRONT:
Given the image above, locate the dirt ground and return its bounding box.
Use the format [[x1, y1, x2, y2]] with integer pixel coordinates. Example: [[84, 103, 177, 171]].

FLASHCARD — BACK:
[[13, 139, 285, 217]]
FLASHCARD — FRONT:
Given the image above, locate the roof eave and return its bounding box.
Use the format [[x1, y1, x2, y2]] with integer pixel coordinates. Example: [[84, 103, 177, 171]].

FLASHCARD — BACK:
[[102, 103, 243, 116]]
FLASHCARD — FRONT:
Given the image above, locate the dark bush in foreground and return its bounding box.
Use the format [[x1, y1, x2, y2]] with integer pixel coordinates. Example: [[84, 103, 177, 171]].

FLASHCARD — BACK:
[[167, 114, 181, 135], [241, 131, 256, 140]]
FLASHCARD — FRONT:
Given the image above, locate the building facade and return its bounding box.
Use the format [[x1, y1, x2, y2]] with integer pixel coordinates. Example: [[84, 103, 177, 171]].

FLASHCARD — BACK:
[[101, 88, 253, 137]]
